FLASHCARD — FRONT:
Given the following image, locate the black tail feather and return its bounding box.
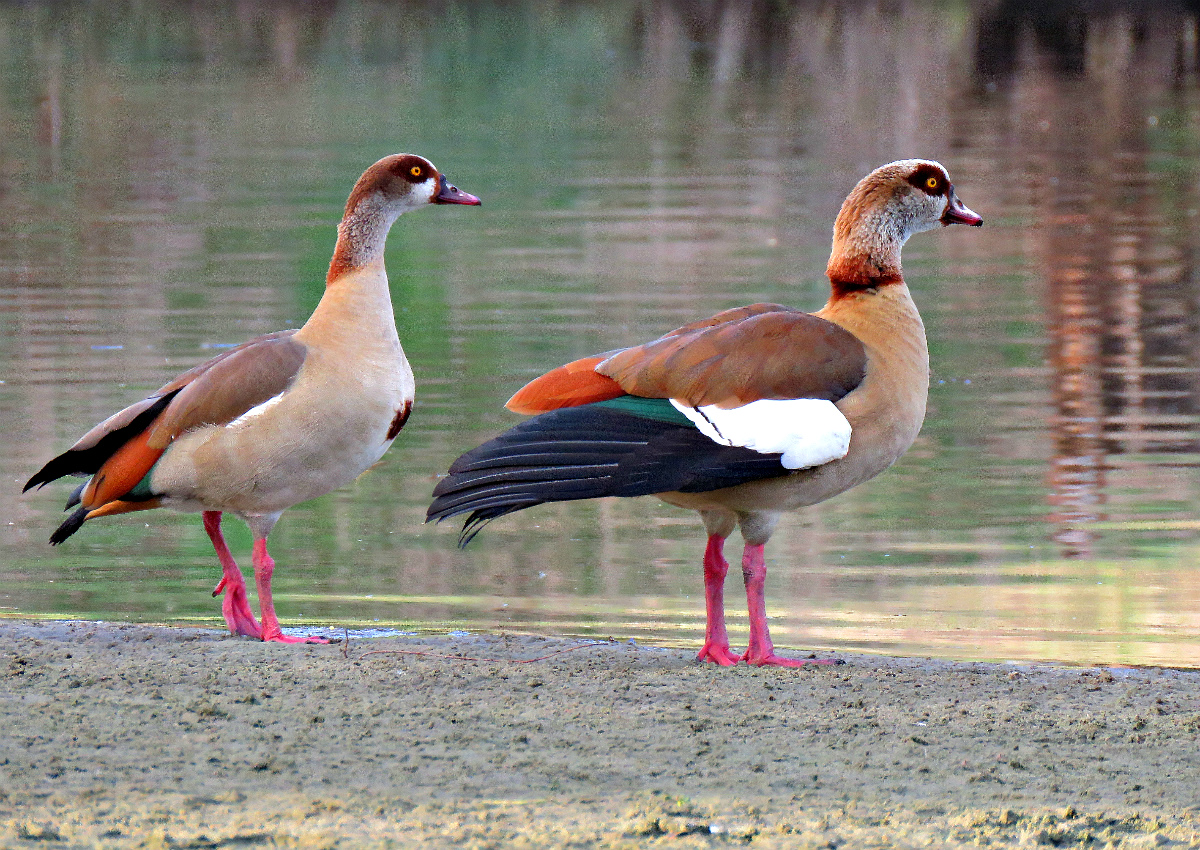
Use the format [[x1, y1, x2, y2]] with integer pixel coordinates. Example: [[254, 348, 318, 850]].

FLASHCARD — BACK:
[[427, 404, 789, 546], [49, 507, 89, 546], [65, 481, 87, 510]]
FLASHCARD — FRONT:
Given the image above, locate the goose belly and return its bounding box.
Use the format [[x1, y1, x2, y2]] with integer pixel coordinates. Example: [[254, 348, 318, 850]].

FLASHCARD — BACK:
[[660, 370, 928, 516], [150, 381, 409, 514]]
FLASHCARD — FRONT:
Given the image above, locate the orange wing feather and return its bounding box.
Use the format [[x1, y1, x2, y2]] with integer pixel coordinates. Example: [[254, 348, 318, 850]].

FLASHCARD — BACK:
[[506, 305, 867, 414], [506, 356, 625, 414], [597, 305, 867, 408], [83, 498, 163, 521], [505, 308, 796, 415], [80, 427, 165, 510]]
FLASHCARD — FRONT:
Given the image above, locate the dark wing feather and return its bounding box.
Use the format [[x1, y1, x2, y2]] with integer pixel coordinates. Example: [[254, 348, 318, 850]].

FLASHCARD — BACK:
[[426, 400, 789, 546], [23, 391, 180, 492], [24, 331, 306, 494], [146, 330, 306, 448]]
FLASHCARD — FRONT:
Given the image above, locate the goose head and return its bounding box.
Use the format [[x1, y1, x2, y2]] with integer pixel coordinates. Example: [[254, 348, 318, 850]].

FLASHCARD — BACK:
[[827, 159, 981, 289], [343, 153, 481, 220], [329, 154, 481, 281]]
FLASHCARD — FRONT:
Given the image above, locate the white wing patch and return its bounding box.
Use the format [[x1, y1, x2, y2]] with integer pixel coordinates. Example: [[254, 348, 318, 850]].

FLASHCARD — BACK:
[[228, 392, 286, 428], [669, 398, 851, 470]]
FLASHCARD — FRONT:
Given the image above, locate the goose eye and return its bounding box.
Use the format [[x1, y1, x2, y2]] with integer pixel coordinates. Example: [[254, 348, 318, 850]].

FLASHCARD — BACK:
[[925, 176, 939, 190], [410, 165, 424, 178]]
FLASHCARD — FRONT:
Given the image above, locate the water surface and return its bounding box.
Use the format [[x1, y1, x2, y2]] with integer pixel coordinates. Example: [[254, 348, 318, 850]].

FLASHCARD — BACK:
[[4, 1, 1200, 666]]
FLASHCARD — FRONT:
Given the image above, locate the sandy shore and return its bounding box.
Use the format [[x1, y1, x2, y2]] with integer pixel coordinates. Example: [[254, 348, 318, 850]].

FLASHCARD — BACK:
[[2, 621, 1198, 848]]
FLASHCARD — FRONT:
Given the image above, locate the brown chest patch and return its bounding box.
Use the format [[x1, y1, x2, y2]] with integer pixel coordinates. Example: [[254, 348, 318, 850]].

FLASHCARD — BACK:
[[387, 400, 413, 441], [826, 257, 904, 302]]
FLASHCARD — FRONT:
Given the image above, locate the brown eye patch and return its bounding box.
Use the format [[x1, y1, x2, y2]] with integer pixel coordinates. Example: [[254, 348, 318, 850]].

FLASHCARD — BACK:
[[394, 155, 432, 183], [906, 164, 948, 196]]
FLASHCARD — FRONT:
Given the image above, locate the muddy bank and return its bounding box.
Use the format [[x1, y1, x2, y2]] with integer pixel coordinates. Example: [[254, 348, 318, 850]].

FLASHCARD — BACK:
[[1, 621, 1198, 848]]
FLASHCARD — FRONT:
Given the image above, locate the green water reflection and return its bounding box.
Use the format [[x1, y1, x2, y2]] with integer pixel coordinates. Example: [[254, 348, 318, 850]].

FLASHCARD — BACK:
[[4, 1, 1200, 666]]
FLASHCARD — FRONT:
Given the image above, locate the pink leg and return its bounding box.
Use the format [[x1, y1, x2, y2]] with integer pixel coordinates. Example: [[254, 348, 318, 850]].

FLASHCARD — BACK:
[[252, 538, 327, 644], [204, 511, 262, 639], [740, 543, 838, 668], [697, 535, 741, 665]]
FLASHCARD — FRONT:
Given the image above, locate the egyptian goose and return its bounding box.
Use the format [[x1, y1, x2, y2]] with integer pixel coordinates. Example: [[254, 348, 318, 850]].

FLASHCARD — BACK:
[[25, 154, 480, 643], [427, 159, 981, 667]]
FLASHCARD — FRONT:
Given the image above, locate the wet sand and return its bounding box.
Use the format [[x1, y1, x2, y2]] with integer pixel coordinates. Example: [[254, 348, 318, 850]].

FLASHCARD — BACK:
[[2, 621, 1198, 848]]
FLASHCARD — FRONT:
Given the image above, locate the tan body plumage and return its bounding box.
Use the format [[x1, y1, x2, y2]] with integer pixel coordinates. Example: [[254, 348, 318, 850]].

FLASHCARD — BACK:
[[428, 159, 980, 667], [152, 260, 414, 523], [26, 154, 480, 642], [662, 282, 929, 530]]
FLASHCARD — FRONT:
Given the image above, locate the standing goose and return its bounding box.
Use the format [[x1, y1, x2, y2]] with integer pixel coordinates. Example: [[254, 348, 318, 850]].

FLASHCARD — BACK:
[[26, 154, 481, 643], [428, 159, 980, 667]]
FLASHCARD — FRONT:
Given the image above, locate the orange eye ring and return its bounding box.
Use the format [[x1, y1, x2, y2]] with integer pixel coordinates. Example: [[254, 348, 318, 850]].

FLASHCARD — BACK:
[[410, 165, 424, 178], [925, 176, 939, 190]]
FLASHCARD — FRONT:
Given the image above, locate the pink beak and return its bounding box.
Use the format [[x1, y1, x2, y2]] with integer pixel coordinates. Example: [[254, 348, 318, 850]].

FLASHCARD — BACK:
[[434, 174, 482, 206], [941, 188, 982, 226]]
